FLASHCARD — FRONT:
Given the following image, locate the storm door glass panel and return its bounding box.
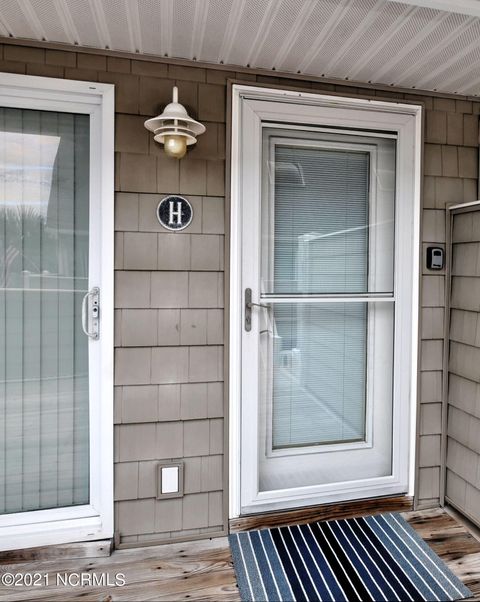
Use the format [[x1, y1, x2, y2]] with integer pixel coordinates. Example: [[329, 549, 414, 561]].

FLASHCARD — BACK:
[[273, 146, 369, 294], [0, 107, 90, 514], [261, 129, 395, 450], [269, 303, 368, 448]]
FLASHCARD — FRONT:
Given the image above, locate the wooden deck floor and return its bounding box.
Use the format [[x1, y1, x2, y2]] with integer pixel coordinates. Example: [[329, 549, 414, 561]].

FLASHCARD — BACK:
[[1, 508, 479, 601]]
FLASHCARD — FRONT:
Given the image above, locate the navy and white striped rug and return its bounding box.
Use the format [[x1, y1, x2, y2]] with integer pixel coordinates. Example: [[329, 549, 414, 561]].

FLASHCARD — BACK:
[[229, 512, 471, 601]]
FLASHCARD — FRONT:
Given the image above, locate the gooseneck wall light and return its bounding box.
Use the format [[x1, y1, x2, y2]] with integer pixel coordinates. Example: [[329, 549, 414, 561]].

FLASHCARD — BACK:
[[144, 86, 206, 159]]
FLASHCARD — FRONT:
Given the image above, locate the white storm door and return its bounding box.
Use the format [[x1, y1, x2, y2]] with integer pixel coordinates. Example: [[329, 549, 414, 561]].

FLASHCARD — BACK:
[[232, 88, 421, 516], [0, 74, 114, 550]]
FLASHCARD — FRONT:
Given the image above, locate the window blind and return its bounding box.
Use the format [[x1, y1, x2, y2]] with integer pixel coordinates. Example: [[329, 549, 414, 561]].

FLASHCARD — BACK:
[[265, 143, 373, 449], [270, 302, 367, 449], [272, 145, 370, 295], [0, 107, 90, 514]]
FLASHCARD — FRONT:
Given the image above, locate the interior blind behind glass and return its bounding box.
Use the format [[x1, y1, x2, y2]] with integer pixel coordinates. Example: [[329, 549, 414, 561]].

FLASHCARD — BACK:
[[261, 129, 396, 296], [274, 145, 369, 294], [261, 128, 396, 451], [0, 107, 90, 514], [270, 302, 367, 449]]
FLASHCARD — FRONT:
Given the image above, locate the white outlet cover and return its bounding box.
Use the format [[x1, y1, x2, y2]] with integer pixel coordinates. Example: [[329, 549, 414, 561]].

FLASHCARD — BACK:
[[161, 466, 179, 494]]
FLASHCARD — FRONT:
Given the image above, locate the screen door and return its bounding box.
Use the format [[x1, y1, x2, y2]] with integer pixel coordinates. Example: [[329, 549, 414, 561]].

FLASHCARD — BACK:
[[232, 88, 420, 516], [240, 124, 408, 513]]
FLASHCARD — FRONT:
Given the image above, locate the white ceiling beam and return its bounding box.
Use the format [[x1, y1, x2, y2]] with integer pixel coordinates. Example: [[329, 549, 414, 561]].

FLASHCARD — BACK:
[[88, 0, 112, 49], [297, 0, 352, 73], [324, 0, 405, 77], [218, 0, 247, 65], [19, 0, 47, 41], [438, 57, 480, 94], [159, 0, 174, 58], [456, 69, 480, 95], [125, 0, 142, 54], [355, 9, 448, 82], [391, 15, 475, 86], [405, 21, 480, 89], [190, 0, 210, 61], [273, 0, 319, 71], [244, 0, 283, 68], [387, 0, 480, 18], [421, 39, 480, 91], [53, 0, 81, 45], [0, 11, 14, 37]]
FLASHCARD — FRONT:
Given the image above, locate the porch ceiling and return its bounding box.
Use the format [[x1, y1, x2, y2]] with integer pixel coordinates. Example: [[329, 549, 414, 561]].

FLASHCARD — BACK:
[[1, 0, 480, 96]]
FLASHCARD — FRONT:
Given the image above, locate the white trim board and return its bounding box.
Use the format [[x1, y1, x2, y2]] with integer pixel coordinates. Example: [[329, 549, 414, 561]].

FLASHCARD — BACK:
[[0, 73, 114, 550], [229, 84, 422, 518], [386, 0, 480, 19]]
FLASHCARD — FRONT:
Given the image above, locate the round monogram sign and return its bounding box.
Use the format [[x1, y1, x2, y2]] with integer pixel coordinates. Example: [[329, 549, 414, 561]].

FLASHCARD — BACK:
[[157, 195, 193, 231]]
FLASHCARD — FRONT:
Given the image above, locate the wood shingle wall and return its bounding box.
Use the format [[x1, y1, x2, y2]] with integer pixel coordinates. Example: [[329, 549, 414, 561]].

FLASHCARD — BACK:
[[420, 98, 479, 507], [0, 42, 479, 543], [445, 210, 480, 523]]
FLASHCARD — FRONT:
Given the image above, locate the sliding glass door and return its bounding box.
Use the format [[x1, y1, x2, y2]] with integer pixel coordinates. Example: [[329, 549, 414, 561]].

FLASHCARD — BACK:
[[0, 107, 90, 514], [0, 74, 113, 550]]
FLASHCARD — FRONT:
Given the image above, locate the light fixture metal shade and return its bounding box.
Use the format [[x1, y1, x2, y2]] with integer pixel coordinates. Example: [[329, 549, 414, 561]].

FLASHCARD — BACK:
[[144, 86, 205, 147]]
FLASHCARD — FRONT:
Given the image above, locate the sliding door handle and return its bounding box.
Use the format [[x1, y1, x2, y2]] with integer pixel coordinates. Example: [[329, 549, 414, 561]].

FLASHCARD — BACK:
[[247, 301, 270, 309], [82, 287, 100, 340], [245, 288, 269, 331]]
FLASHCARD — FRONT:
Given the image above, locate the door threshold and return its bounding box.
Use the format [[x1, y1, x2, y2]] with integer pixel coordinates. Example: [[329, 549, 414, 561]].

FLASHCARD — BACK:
[[229, 494, 413, 532]]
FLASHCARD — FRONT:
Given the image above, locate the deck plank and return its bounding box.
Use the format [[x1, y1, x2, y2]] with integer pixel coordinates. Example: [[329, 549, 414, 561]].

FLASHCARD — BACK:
[[0, 508, 479, 601]]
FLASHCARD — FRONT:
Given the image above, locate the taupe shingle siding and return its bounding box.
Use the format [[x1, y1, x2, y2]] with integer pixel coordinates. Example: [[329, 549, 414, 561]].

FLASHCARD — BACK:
[[419, 97, 479, 508], [446, 222, 480, 522], [1, 41, 478, 542]]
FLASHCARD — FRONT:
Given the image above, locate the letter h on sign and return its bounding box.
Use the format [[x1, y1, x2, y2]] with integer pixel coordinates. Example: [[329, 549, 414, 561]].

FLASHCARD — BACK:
[[157, 195, 193, 231], [169, 200, 182, 226]]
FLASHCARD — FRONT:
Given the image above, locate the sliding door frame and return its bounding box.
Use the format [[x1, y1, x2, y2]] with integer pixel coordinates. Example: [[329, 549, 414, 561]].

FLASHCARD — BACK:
[[229, 84, 423, 518], [0, 74, 114, 550]]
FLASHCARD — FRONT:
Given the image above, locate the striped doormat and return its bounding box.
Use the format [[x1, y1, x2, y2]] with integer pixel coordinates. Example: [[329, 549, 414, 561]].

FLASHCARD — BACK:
[[229, 513, 472, 601]]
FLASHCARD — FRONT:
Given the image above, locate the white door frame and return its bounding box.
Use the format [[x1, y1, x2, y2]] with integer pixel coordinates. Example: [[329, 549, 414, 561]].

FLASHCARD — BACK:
[[229, 84, 422, 518], [0, 74, 114, 550]]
